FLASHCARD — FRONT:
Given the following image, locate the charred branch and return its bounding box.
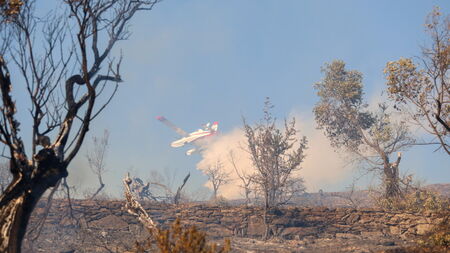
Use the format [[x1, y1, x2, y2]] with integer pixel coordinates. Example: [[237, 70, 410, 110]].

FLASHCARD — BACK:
[[173, 172, 190, 205]]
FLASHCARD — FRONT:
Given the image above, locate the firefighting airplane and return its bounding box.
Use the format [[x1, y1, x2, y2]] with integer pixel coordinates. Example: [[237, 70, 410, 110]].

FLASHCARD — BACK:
[[156, 116, 218, 155]]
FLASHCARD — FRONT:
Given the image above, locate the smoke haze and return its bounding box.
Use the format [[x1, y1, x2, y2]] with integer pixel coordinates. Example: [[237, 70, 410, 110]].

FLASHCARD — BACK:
[[196, 112, 353, 200]]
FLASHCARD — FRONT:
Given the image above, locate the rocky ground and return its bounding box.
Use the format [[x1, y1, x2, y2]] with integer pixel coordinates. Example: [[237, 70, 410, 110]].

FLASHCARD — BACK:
[[21, 199, 448, 253]]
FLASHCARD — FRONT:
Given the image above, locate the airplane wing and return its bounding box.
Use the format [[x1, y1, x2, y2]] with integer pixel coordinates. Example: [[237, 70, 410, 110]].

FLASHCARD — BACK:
[[156, 116, 188, 137]]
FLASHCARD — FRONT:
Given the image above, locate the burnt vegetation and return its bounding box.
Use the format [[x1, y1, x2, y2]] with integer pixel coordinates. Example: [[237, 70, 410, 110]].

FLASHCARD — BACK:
[[0, 2, 448, 253]]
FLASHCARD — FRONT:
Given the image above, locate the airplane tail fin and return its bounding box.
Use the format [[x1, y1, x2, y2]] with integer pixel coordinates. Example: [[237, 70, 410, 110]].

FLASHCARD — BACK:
[[211, 121, 218, 132]]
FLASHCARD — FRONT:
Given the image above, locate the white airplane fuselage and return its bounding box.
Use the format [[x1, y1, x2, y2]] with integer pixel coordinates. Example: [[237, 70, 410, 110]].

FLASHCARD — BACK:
[[170, 129, 215, 148], [157, 116, 218, 155]]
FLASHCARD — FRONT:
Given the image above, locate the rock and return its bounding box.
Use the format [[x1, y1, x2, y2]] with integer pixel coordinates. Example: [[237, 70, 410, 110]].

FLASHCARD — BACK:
[[280, 227, 319, 239], [347, 213, 360, 223], [380, 241, 395, 246], [390, 226, 403, 235], [416, 223, 434, 235], [247, 221, 266, 237], [25, 200, 446, 253], [360, 231, 384, 237], [89, 214, 129, 230], [335, 233, 360, 239]]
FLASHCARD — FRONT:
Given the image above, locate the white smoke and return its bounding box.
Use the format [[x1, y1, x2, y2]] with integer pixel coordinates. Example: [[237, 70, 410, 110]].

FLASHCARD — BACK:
[[292, 112, 351, 192], [197, 128, 250, 199], [196, 112, 353, 199]]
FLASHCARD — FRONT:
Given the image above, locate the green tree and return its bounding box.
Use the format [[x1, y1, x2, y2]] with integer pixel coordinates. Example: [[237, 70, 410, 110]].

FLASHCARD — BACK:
[[384, 7, 449, 155], [313, 60, 415, 200]]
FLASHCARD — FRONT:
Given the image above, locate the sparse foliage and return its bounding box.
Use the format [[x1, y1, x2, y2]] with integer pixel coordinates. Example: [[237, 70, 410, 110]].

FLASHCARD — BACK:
[[313, 60, 415, 200], [384, 7, 449, 154], [244, 98, 307, 209], [203, 160, 230, 201], [421, 216, 450, 248], [0, 0, 161, 251], [374, 184, 450, 213], [0, 0, 23, 20], [154, 219, 231, 253]]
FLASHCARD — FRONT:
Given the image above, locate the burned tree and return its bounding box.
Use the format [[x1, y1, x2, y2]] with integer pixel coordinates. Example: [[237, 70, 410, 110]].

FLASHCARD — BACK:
[[86, 130, 109, 200], [313, 60, 415, 200], [173, 172, 190, 205], [243, 98, 307, 209], [203, 160, 230, 200], [0, 0, 161, 251], [131, 177, 152, 201], [129, 170, 191, 204], [0, 160, 10, 193], [243, 98, 307, 239], [228, 150, 253, 205]]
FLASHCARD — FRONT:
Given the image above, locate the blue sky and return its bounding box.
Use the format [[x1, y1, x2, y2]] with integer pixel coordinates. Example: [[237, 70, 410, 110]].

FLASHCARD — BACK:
[[9, 0, 450, 198]]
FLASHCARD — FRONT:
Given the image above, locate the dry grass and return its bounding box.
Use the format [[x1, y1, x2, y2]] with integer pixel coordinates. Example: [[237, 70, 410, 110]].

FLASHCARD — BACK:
[[133, 218, 231, 253]]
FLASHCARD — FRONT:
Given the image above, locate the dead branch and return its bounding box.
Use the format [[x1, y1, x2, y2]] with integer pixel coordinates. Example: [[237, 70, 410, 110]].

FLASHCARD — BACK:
[[173, 172, 190, 205], [203, 159, 230, 200], [123, 173, 157, 235], [228, 150, 253, 205]]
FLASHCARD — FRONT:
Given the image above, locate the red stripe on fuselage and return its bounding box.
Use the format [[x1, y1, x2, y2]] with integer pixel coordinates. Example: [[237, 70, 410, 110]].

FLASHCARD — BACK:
[[190, 131, 215, 137]]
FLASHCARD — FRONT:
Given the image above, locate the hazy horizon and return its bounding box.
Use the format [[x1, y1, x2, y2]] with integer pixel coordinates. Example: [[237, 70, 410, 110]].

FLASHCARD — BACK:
[[7, 0, 450, 200]]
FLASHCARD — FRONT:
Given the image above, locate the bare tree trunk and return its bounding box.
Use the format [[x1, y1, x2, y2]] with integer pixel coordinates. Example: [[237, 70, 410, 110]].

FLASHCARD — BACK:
[[89, 180, 105, 200], [262, 190, 270, 240], [212, 186, 218, 201], [26, 180, 61, 244], [0, 181, 45, 252], [383, 153, 402, 199], [384, 169, 401, 199], [0, 165, 66, 252], [0, 149, 66, 253]]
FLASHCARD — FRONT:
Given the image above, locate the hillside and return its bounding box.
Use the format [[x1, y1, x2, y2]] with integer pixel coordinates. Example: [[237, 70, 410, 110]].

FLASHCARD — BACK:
[[22, 198, 448, 253], [228, 183, 450, 208]]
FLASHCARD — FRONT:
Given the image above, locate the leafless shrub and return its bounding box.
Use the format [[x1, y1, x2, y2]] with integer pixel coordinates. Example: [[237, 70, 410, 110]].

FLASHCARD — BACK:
[[228, 150, 254, 206], [86, 129, 110, 200], [203, 159, 231, 201]]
